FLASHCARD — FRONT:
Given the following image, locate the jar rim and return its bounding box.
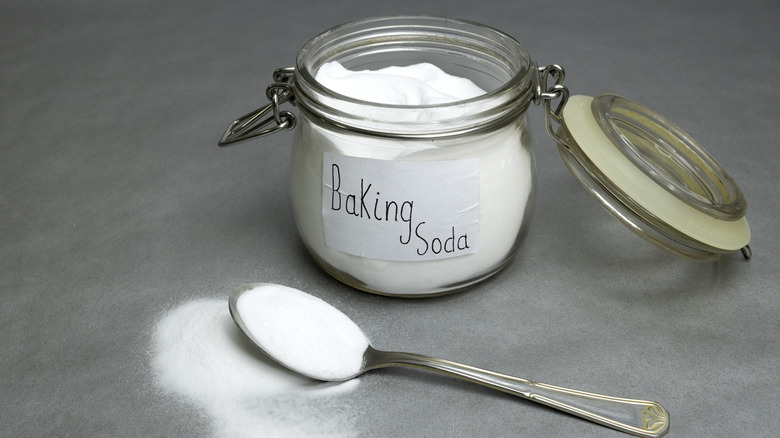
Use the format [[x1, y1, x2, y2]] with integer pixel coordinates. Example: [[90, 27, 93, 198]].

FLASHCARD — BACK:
[[292, 16, 536, 138]]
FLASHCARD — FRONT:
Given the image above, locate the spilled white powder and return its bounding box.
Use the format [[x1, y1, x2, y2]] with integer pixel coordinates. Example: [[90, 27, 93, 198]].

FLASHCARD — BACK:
[[152, 299, 360, 438], [291, 62, 533, 294], [236, 283, 369, 380]]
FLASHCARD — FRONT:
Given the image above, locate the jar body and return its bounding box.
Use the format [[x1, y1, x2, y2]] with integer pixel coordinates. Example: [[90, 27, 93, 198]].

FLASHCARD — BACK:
[[291, 113, 535, 296], [289, 16, 537, 296]]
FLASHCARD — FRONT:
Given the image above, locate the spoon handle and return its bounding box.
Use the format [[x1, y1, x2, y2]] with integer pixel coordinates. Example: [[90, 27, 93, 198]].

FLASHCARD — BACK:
[[365, 349, 669, 437]]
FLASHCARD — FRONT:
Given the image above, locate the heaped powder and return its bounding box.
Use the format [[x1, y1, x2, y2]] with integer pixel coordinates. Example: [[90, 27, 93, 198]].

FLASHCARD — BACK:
[[316, 61, 486, 105], [236, 283, 369, 381], [151, 299, 360, 438]]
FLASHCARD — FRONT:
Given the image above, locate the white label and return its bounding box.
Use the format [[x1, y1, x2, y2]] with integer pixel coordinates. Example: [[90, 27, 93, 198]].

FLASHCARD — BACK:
[[322, 152, 479, 261]]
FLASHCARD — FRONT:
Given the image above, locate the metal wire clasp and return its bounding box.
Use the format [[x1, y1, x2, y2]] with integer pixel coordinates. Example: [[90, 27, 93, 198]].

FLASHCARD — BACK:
[[218, 67, 297, 147], [533, 64, 570, 149]]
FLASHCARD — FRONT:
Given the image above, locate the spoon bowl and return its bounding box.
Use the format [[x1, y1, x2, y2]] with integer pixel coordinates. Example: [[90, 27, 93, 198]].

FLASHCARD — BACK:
[[229, 283, 669, 437]]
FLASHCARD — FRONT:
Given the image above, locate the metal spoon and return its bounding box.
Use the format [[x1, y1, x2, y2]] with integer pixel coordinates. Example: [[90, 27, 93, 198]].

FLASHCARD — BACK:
[[229, 283, 669, 437]]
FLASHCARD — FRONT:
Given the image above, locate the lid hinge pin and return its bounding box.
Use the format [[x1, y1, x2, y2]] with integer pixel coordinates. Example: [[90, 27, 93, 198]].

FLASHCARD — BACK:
[[534, 64, 570, 149]]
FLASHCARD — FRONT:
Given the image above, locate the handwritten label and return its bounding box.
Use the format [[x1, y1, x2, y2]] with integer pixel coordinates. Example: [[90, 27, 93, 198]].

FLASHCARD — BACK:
[[322, 152, 479, 261]]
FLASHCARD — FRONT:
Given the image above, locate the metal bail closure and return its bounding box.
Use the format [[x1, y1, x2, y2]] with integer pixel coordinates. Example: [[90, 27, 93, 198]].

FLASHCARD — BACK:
[[553, 93, 751, 262], [218, 67, 297, 147]]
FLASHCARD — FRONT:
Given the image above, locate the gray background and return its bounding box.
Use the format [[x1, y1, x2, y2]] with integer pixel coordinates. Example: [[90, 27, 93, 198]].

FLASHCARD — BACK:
[[2, 0, 778, 437]]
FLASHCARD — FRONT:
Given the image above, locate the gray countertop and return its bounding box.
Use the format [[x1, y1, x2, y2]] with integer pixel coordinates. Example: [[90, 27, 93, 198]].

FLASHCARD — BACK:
[[3, 1, 779, 437]]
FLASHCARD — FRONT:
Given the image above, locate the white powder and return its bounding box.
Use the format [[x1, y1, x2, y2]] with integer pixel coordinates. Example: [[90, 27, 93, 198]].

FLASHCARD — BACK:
[[152, 299, 360, 438], [290, 62, 534, 295], [236, 283, 369, 380], [316, 61, 486, 105]]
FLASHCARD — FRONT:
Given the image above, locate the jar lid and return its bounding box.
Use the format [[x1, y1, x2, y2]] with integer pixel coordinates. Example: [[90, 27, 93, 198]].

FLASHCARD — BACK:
[[557, 94, 750, 261]]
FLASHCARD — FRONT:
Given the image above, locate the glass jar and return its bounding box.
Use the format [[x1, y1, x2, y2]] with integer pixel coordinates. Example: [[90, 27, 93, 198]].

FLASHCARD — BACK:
[[289, 17, 536, 296], [218, 15, 751, 297]]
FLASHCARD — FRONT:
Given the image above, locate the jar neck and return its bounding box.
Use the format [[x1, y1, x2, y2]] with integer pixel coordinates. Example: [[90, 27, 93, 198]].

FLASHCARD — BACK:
[[292, 16, 535, 139]]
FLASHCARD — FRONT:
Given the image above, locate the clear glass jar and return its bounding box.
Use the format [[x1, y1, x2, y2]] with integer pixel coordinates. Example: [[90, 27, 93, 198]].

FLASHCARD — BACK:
[[288, 16, 537, 296]]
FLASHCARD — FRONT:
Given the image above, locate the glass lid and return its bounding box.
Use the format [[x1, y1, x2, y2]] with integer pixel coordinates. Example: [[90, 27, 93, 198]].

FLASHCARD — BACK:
[[556, 94, 751, 261]]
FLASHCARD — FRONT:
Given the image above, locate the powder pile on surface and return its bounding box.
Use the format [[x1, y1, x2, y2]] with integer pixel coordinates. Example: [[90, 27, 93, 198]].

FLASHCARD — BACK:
[[152, 299, 360, 438], [236, 283, 369, 380], [315, 61, 486, 105]]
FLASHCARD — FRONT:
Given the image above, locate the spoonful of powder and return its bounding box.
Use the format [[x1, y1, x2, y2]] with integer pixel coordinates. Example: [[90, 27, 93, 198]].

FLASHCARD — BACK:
[[230, 283, 369, 380]]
